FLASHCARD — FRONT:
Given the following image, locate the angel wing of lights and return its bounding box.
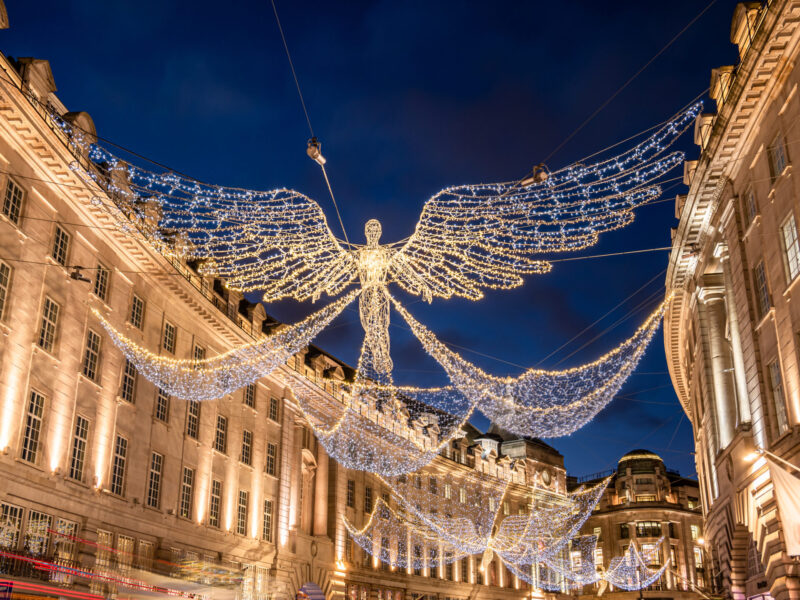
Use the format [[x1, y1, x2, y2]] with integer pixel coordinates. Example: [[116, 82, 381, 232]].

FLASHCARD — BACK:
[[391, 294, 667, 438], [91, 290, 359, 400], [56, 102, 699, 376]]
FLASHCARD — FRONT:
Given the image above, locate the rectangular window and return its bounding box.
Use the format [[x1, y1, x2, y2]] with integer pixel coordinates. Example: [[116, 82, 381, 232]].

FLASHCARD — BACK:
[[244, 384, 256, 408], [744, 188, 757, 226], [2, 179, 23, 224], [236, 490, 249, 535], [0, 503, 22, 549], [241, 429, 253, 466], [364, 487, 373, 513], [214, 415, 227, 453], [146, 452, 163, 508], [51, 226, 70, 266], [265, 442, 277, 476], [768, 134, 789, 181], [754, 261, 771, 318], [461, 557, 469, 582], [110, 434, 128, 496], [445, 553, 454, 580], [413, 545, 422, 576], [444, 483, 452, 500], [24, 511, 51, 556], [620, 523, 629, 539], [155, 388, 170, 423], [193, 345, 206, 361], [346, 479, 355, 507], [429, 477, 437, 495], [768, 360, 789, 435], [120, 359, 137, 403], [186, 400, 200, 439], [782, 214, 800, 282], [21, 390, 45, 463], [179, 466, 194, 518], [380, 492, 389, 519], [269, 396, 279, 421], [0, 261, 11, 320], [93, 264, 110, 301], [82, 329, 101, 381], [129, 295, 145, 329], [459, 487, 467, 504], [69, 415, 89, 481], [262, 499, 273, 542], [162, 321, 176, 354], [37, 297, 59, 352], [209, 479, 222, 528], [595, 547, 603, 567], [636, 521, 662, 537]]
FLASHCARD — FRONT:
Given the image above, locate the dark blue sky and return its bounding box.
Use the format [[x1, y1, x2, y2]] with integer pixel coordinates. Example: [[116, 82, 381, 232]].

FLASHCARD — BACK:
[[2, 1, 742, 478]]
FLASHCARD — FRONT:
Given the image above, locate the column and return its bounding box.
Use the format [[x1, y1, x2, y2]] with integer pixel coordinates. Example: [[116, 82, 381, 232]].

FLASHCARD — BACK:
[[699, 286, 737, 450], [720, 249, 752, 426], [313, 442, 329, 536]]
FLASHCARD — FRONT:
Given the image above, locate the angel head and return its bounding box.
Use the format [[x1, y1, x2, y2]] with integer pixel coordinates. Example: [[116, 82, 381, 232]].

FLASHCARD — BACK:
[[365, 219, 382, 247]]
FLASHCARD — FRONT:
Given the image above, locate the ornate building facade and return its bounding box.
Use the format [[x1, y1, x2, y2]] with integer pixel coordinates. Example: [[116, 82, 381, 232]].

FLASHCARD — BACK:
[[572, 450, 704, 600], [666, 2, 800, 600]]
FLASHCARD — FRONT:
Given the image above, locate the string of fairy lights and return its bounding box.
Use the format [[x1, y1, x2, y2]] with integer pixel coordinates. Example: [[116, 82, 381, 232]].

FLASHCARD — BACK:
[[45, 98, 699, 593]]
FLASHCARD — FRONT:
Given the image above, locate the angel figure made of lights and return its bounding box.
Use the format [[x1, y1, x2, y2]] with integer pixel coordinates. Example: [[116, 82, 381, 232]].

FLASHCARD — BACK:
[[60, 102, 701, 379]]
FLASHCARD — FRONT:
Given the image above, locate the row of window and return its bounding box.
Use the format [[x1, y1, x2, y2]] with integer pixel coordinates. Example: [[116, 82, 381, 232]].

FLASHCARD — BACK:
[[18, 389, 280, 481], [618, 521, 701, 539]]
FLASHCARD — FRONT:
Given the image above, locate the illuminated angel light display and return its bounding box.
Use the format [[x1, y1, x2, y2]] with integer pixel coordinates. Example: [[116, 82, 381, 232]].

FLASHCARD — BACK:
[[55, 103, 698, 474], [344, 468, 666, 592]]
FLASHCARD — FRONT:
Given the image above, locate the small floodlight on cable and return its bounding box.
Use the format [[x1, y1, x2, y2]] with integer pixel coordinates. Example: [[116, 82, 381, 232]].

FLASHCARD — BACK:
[[307, 137, 326, 166]]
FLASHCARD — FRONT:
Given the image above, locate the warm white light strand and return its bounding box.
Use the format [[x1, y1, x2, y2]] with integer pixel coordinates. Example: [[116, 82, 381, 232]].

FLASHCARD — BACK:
[[391, 295, 667, 438], [93, 290, 359, 400]]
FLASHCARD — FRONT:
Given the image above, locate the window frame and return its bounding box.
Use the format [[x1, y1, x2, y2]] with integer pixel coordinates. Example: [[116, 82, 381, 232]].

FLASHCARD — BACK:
[[37, 296, 60, 352], [0, 260, 12, 321], [120, 359, 137, 404], [21, 389, 45, 464], [2, 177, 24, 225], [179, 466, 194, 518], [781, 213, 800, 283], [768, 133, 789, 182], [82, 329, 102, 382], [209, 479, 222, 528], [110, 434, 128, 496], [213, 415, 228, 454], [129, 294, 145, 329], [767, 359, 790, 436], [155, 388, 170, 423], [241, 429, 253, 466], [186, 400, 200, 439], [68, 415, 89, 482], [146, 452, 164, 509], [265, 442, 277, 476], [51, 225, 71, 267], [93, 263, 110, 302], [162, 321, 177, 354], [754, 261, 771, 319]]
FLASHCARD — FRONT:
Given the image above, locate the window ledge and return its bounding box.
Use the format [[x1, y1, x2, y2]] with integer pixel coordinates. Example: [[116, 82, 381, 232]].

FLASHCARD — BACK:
[[743, 214, 761, 240], [31, 343, 60, 363], [78, 373, 102, 390], [783, 274, 800, 299], [0, 213, 28, 240], [768, 164, 793, 197], [754, 308, 775, 332]]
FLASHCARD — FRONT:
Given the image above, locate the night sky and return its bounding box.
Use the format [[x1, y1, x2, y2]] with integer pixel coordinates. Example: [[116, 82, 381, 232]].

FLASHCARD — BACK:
[[2, 1, 743, 479]]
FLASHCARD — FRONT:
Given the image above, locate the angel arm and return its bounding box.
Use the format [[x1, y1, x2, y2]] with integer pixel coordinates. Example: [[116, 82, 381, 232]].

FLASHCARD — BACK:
[[57, 115, 356, 302], [390, 102, 701, 301]]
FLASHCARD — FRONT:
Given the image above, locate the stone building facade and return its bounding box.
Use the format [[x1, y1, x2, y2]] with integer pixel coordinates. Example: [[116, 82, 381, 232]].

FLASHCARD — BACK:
[[666, 2, 800, 600], [571, 450, 704, 600]]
